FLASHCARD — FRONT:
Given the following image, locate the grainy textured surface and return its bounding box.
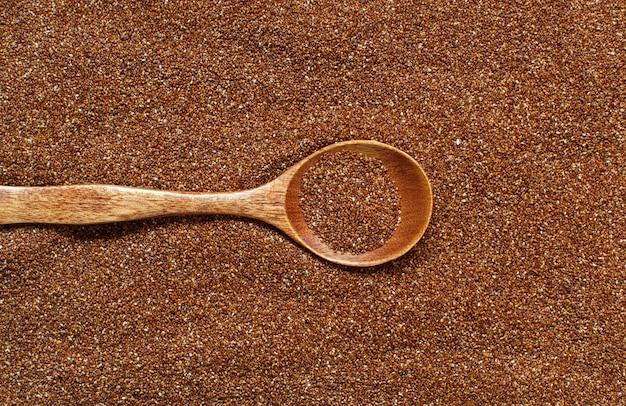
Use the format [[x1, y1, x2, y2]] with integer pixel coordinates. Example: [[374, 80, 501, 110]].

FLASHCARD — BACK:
[[299, 150, 400, 254], [1, 0, 625, 404]]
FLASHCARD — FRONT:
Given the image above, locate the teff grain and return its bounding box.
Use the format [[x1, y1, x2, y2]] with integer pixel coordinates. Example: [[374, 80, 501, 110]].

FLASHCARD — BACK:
[[299, 150, 401, 254], [2, 1, 625, 404]]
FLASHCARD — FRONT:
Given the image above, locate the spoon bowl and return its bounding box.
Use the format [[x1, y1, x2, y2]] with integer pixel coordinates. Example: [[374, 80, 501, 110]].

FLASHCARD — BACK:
[[280, 141, 432, 266], [0, 140, 432, 266]]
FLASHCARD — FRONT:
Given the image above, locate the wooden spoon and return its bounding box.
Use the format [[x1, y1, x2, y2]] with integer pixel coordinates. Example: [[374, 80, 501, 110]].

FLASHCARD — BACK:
[[0, 140, 432, 266]]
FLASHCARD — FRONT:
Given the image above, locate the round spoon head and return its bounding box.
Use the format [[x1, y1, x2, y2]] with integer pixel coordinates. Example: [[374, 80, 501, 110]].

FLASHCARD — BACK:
[[282, 140, 432, 267]]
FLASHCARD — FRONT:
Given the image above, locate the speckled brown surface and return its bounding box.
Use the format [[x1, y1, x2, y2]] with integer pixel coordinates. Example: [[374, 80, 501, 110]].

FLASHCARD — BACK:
[[1, 1, 625, 404], [300, 150, 401, 254]]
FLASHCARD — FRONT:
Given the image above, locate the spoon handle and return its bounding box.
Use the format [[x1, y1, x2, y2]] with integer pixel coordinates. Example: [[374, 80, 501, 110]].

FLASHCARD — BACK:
[[0, 185, 271, 225]]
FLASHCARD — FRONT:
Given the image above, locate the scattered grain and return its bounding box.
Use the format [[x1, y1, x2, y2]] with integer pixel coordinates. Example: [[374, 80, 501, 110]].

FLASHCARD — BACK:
[[1, 0, 624, 404], [299, 151, 400, 254]]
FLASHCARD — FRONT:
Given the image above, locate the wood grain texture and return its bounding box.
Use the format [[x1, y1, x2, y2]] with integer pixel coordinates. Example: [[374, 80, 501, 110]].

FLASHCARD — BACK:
[[0, 141, 432, 266]]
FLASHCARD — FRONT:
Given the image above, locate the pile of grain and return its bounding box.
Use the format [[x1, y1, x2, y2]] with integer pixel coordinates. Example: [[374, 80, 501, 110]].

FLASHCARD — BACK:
[[299, 151, 400, 254], [1, 1, 624, 404]]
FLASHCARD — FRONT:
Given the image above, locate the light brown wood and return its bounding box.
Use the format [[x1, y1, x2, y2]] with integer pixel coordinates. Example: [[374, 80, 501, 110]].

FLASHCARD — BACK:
[[0, 140, 432, 266]]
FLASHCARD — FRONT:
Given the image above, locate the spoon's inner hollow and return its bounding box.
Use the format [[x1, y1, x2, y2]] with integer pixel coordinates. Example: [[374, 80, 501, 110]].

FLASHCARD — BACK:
[[298, 149, 401, 255]]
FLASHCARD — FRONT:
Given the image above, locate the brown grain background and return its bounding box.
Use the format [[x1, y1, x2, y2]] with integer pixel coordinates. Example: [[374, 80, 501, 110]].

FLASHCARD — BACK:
[[1, 1, 624, 404]]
